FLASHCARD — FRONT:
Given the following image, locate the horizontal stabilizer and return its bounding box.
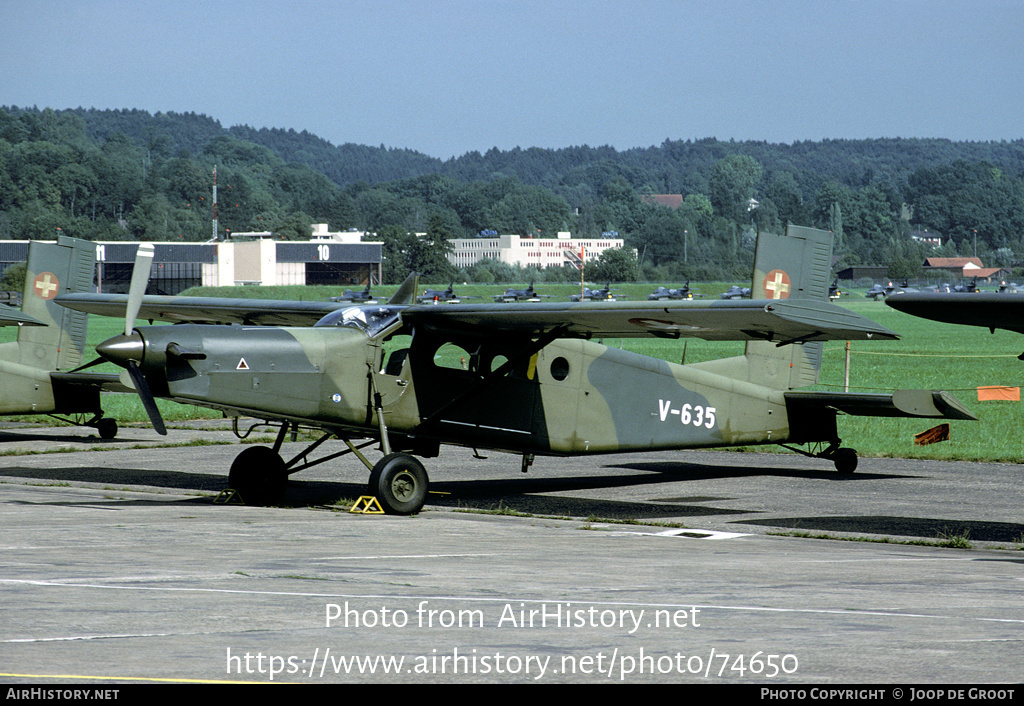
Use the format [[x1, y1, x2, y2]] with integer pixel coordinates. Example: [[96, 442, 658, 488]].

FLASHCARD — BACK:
[[0, 307, 45, 327], [785, 389, 977, 420]]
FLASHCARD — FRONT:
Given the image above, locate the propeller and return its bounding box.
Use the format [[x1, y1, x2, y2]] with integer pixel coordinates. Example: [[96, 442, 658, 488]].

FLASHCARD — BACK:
[[125, 243, 153, 333], [95, 243, 167, 436]]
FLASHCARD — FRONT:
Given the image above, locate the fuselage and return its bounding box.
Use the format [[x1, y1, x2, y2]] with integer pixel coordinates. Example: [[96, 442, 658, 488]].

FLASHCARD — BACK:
[[126, 320, 793, 457]]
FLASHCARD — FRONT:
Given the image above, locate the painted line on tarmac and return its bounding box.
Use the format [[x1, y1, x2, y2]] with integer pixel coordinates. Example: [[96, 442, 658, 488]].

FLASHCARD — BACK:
[[5, 578, 1024, 625]]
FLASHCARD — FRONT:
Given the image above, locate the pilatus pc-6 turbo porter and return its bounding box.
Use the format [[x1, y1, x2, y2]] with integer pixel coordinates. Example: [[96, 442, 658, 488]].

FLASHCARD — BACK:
[[59, 226, 974, 514]]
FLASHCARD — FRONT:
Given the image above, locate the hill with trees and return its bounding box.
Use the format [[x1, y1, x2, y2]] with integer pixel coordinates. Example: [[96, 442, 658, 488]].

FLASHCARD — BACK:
[[2, 105, 1023, 282]]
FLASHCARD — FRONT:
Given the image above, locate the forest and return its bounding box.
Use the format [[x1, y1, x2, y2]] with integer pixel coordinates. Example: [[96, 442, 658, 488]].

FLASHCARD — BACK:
[[2, 105, 1024, 283]]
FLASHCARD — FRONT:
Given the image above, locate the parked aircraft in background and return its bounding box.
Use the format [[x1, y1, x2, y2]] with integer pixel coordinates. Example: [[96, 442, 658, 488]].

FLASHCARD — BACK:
[[492, 283, 551, 302], [328, 283, 377, 304], [569, 284, 618, 301], [1, 237, 121, 438], [417, 283, 474, 304], [648, 282, 696, 300], [719, 285, 751, 299], [886, 290, 1024, 359]]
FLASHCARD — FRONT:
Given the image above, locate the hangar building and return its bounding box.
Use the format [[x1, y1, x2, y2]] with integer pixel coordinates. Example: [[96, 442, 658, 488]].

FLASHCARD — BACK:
[[0, 225, 383, 295]]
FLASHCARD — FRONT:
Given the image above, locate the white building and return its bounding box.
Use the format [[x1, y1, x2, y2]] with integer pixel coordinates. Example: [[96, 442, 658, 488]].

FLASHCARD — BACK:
[[448, 232, 626, 269]]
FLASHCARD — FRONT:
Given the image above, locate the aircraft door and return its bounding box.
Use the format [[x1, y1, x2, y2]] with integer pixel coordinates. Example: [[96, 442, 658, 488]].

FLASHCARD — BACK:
[[408, 330, 547, 451], [372, 331, 417, 423]]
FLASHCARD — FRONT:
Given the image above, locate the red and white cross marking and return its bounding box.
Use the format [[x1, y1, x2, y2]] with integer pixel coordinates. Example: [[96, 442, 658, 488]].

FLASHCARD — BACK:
[[33, 272, 59, 300], [762, 269, 792, 299]]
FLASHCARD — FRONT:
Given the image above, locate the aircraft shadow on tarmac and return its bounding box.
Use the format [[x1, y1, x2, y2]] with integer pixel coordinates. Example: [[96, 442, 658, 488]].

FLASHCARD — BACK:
[[7, 458, 1017, 541], [0, 429, 111, 444], [0, 462, 744, 519], [0, 456, 924, 526]]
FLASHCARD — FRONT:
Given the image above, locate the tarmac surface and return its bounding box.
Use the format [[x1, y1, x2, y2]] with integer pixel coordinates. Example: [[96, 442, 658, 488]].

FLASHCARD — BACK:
[[1, 421, 1022, 684]]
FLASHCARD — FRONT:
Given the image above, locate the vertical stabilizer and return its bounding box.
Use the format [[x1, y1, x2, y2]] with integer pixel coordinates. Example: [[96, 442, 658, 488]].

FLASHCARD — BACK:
[[16, 237, 94, 371], [690, 225, 834, 390], [745, 225, 833, 389]]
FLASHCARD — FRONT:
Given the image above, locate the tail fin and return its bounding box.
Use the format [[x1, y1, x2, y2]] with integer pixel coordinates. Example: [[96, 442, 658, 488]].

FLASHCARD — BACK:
[[746, 225, 833, 389], [389, 271, 420, 306], [691, 225, 834, 390], [16, 237, 94, 371]]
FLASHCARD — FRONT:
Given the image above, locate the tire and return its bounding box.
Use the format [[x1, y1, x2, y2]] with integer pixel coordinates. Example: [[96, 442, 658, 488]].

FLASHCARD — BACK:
[[368, 453, 429, 515], [228, 446, 288, 506], [97, 417, 118, 440], [833, 447, 858, 474]]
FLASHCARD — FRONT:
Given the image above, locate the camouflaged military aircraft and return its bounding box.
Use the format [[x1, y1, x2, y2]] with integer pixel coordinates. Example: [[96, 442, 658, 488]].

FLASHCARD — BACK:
[[416, 283, 473, 304], [328, 282, 377, 304], [0, 237, 121, 438], [569, 284, 618, 302], [886, 290, 1024, 359], [647, 282, 695, 300], [58, 225, 975, 514], [492, 282, 552, 303]]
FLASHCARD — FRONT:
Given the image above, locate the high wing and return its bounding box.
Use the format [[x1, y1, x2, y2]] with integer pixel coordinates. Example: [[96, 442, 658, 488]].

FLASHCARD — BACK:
[[401, 298, 897, 343], [56, 273, 422, 327], [0, 306, 45, 327], [58, 292, 897, 343], [57, 292, 347, 327], [886, 292, 1024, 335]]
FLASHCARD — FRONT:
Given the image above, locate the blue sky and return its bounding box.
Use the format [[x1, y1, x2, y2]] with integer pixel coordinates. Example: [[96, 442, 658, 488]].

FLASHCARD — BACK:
[[2, 0, 1022, 159]]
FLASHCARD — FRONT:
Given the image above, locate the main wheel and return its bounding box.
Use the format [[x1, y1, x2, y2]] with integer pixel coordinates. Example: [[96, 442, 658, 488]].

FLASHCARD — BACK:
[[832, 447, 858, 474], [228, 446, 288, 506], [368, 453, 429, 515]]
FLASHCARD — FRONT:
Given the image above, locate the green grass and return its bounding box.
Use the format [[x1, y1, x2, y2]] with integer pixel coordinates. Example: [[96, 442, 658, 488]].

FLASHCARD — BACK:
[[5, 284, 1021, 462]]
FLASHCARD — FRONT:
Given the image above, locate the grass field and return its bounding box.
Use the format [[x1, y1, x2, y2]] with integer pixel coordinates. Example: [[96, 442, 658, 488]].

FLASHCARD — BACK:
[[8, 281, 1023, 463]]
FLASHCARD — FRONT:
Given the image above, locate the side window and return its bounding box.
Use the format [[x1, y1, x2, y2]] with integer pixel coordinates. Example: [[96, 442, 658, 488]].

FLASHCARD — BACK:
[[488, 354, 510, 374], [433, 342, 473, 371], [428, 340, 525, 378]]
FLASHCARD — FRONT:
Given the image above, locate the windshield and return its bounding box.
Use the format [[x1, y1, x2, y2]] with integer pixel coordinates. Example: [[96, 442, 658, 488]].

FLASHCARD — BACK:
[[314, 305, 403, 337]]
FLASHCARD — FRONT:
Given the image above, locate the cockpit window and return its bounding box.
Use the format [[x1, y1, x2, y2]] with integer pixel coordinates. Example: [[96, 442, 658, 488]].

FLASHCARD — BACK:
[[315, 305, 403, 337]]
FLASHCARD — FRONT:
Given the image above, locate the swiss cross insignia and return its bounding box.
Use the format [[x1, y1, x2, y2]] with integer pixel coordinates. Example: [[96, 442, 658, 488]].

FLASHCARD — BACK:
[[33, 272, 60, 300], [762, 269, 792, 299]]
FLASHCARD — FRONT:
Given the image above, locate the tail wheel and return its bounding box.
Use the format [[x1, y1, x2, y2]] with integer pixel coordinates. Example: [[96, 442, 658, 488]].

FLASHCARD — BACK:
[[832, 447, 858, 474], [97, 417, 118, 440], [368, 453, 429, 515], [228, 446, 288, 506]]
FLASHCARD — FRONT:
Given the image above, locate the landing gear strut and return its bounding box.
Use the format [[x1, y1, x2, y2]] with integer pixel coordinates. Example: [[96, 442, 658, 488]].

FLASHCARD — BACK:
[[47, 412, 118, 439], [223, 420, 430, 514], [780, 440, 858, 474]]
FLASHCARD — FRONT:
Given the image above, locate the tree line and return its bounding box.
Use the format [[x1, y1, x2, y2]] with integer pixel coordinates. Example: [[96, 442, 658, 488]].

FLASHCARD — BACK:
[[2, 106, 1024, 284]]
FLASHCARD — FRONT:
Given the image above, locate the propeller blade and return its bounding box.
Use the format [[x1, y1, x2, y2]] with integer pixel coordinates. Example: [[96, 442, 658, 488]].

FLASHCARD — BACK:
[[125, 243, 154, 336], [125, 360, 167, 436]]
